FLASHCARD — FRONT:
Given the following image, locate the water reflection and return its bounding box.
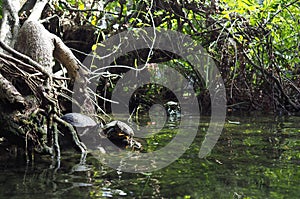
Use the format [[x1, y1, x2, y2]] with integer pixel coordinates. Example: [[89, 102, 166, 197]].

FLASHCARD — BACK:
[[0, 114, 299, 198]]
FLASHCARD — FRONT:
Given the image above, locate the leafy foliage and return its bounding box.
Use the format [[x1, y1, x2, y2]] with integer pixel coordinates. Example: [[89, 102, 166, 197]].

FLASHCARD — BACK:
[[0, 0, 2, 19], [53, 0, 300, 113]]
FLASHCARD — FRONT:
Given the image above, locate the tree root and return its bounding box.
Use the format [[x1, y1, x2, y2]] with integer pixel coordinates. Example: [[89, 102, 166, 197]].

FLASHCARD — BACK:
[[54, 115, 87, 154]]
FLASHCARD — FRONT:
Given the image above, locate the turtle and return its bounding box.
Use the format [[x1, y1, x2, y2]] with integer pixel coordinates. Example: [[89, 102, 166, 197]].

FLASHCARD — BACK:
[[61, 113, 97, 128], [61, 113, 134, 139], [61, 113, 101, 145], [102, 120, 135, 140], [61, 113, 141, 150], [165, 101, 180, 116]]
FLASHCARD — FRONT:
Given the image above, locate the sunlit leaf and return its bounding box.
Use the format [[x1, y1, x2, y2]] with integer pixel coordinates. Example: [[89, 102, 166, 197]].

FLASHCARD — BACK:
[[78, 3, 84, 10], [92, 44, 97, 51], [91, 15, 97, 26]]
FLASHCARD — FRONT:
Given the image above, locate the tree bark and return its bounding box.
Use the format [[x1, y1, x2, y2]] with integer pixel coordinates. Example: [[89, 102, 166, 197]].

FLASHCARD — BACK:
[[0, 0, 92, 158], [0, 0, 20, 50]]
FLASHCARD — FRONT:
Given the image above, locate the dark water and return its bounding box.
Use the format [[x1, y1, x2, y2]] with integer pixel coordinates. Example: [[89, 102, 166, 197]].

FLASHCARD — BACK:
[[0, 114, 300, 198]]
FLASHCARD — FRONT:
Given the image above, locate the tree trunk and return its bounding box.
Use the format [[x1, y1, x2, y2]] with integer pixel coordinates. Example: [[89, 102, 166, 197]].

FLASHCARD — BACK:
[[0, 0, 92, 158]]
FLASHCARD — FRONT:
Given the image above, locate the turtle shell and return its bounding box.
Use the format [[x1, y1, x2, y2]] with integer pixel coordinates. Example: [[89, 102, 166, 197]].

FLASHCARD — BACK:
[[165, 101, 178, 106], [103, 121, 134, 138], [61, 113, 97, 127]]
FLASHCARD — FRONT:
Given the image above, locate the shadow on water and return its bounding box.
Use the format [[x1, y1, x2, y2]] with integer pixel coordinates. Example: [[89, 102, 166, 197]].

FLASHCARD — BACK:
[[0, 113, 300, 198]]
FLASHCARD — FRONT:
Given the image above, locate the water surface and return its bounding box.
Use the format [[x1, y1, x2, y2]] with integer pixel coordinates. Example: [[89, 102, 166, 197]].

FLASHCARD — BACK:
[[0, 114, 299, 198]]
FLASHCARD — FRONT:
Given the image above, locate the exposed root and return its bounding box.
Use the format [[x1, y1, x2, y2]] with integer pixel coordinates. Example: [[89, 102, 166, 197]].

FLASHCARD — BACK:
[[54, 115, 87, 154]]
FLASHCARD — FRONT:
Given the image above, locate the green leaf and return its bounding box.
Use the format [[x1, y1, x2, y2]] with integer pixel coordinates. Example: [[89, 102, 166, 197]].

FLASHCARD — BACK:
[[78, 2, 84, 10]]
